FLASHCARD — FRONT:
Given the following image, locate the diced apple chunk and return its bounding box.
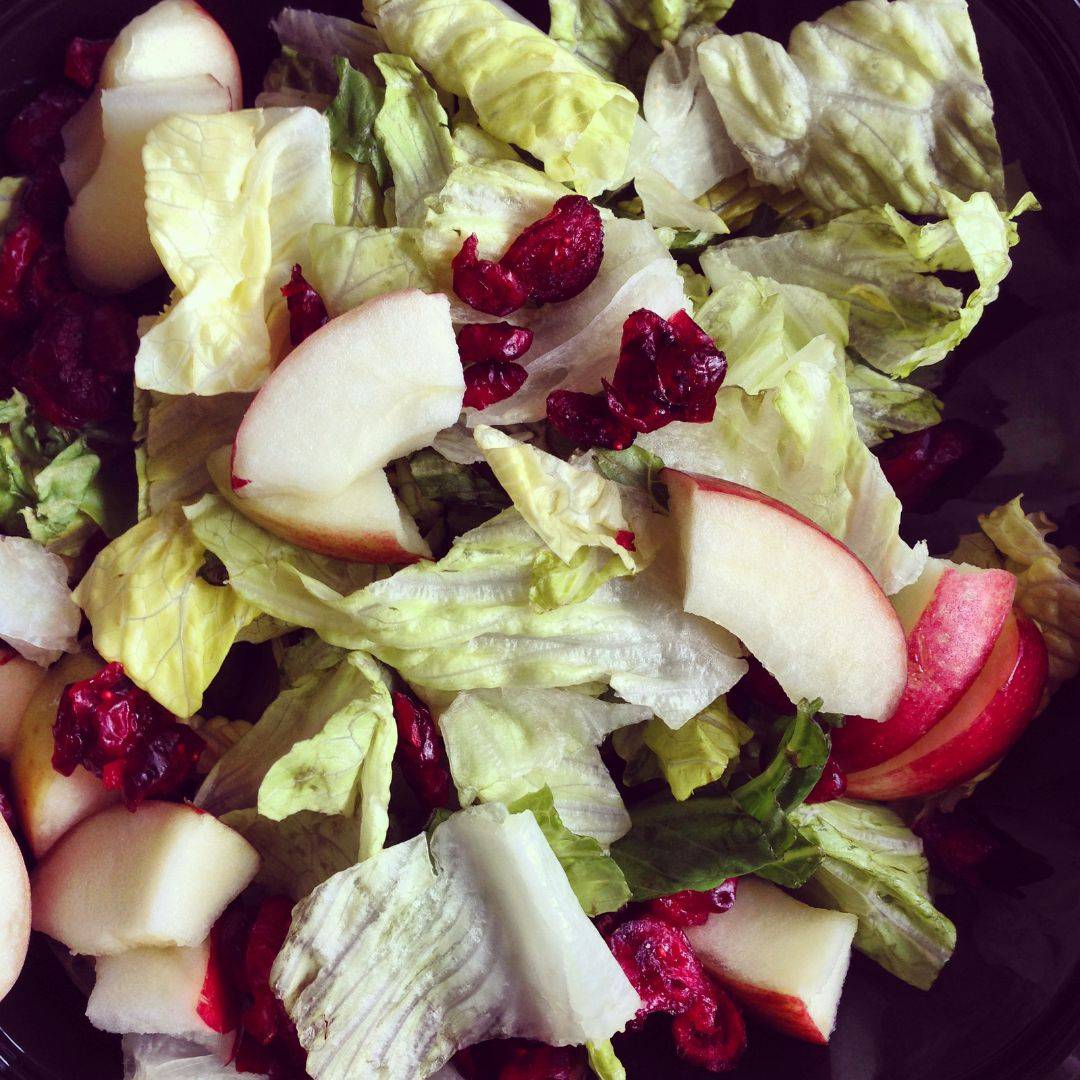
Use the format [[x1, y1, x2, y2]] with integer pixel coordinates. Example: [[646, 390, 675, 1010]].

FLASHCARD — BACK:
[[0, 649, 46, 760], [685, 877, 857, 1045], [0, 814, 30, 1003], [32, 802, 258, 956]]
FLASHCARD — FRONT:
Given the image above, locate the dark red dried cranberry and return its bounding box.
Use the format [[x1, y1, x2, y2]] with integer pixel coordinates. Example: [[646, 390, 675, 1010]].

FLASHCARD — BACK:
[[546, 389, 636, 451], [671, 990, 747, 1073], [53, 662, 204, 811], [805, 753, 847, 804], [391, 689, 453, 810], [500, 195, 604, 306], [647, 880, 738, 928], [16, 291, 138, 427], [0, 218, 44, 327], [281, 264, 328, 347], [4, 84, 85, 172], [19, 163, 72, 235], [463, 359, 527, 410], [64, 38, 112, 90], [657, 311, 727, 408], [457, 322, 534, 366], [453, 235, 529, 317], [454, 1039, 587, 1080], [913, 810, 1001, 888], [615, 530, 636, 552]]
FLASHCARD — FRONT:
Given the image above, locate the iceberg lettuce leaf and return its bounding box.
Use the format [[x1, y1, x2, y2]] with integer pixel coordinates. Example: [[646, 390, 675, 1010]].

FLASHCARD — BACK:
[[845, 361, 942, 448], [326, 57, 389, 186], [0, 536, 81, 665]]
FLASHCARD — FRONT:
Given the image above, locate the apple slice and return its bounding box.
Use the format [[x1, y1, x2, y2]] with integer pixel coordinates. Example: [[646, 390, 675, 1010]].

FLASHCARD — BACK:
[[685, 877, 856, 1045], [0, 648, 46, 760], [0, 813, 30, 1003], [833, 559, 1016, 772], [206, 446, 430, 564], [87, 938, 232, 1039], [32, 801, 258, 956], [99, 0, 242, 106], [231, 289, 465, 499], [64, 75, 232, 293], [11, 652, 120, 859], [663, 469, 907, 720], [846, 612, 1048, 800], [59, 90, 104, 201]]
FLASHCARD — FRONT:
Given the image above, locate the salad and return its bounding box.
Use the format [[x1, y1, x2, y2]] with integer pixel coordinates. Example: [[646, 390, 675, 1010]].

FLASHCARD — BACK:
[[0, 0, 1076, 1077]]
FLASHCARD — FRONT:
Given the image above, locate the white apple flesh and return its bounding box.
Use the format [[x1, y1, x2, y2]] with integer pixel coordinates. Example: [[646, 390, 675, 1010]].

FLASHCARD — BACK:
[[0, 648, 46, 760], [685, 877, 857, 1045], [32, 801, 259, 956], [99, 0, 243, 105], [834, 558, 1016, 772], [64, 75, 232, 293], [0, 814, 30, 1004], [206, 446, 430, 564], [663, 469, 908, 720], [231, 289, 465, 499], [11, 652, 120, 859], [846, 612, 1048, 800]]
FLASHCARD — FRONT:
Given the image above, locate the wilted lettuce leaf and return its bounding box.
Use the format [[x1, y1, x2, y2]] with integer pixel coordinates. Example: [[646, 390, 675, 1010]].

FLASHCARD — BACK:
[[845, 361, 943, 448]]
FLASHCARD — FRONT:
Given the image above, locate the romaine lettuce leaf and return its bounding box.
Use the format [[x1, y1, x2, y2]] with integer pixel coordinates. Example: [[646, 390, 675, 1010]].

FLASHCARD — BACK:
[[272, 803, 642, 1076], [845, 360, 942, 448], [364, 0, 639, 195], [697, 0, 1006, 215], [639, 336, 927, 594], [792, 798, 957, 990], [74, 506, 256, 715], [441, 687, 647, 844], [0, 536, 81, 665], [326, 58, 389, 186], [709, 188, 1036, 377], [507, 787, 631, 914], [138, 107, 334, 395]]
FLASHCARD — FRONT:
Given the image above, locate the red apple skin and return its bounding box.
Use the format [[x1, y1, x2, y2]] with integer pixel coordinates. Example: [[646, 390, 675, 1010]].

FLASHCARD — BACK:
[[714, 977, 829, 1045], [846, 613, 1048, 800], [834, 566, 1016, 772]]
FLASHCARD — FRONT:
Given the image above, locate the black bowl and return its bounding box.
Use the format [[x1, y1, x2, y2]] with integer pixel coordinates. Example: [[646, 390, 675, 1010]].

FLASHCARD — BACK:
[[1, 0, 1079, 1077]]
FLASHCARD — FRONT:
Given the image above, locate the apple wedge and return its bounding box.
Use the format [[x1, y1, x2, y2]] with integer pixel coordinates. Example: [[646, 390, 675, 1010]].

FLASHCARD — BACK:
[[663, 469, 907, 720], [87, 938, 232, 1039], [231, 289, 465, 499], [0, 648, 46, 760], [846, 612, 1048, 800], [11, 652, 120, 859], [0, 813, 30, 1003], [685, 877, 857, 1045], [99, 0, 243, 106], [834, 559, 1016, 772], [32, 801, 258, 956], [206, 446, 430, 564], [64, 75, 232, 293]]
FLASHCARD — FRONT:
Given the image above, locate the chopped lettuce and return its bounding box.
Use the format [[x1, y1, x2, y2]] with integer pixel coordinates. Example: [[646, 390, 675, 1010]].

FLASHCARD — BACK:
[[270, 7, 385, 83], [0, 536, 81, 665], [74, 506, 256, 716], [529, 545, 633, 611], [0, 175, 25, 230], [272, 803, 641, 1077], [326, 58, 389, 186], [588, 1040, 627, 1080], [364, 0, 639, 196], [697, 0, 1006, 215], [710, 188, 1036, 378], [639, 336, 927, 594], [634, 166, 728, 235], [792, 798, 957, 990], [138, 107, 334, 395], [123, 1035, 243, 1080], [547, 0, 657, 90], [846, 361, 943, 448], [330, 152, 384, 227], [507, 788, 631, 914], [440, 687, 647, 844]]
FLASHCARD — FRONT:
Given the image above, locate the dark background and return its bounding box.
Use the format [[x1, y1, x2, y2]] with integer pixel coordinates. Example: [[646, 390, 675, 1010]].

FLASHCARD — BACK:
[[1, 0, 1079, 1077]]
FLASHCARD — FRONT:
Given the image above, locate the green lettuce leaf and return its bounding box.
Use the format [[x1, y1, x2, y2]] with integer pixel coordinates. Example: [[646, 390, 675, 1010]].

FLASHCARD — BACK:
[[710, 190, 1036, 377], [587, 1039, 627, 1080], [697, 0, 1005, 215], [846, 361, 942, 448], [74, 507, 256, 716], [363, 0, 639, 196], [792, 798, 957, 990], [529, 546, 632, 612], [441, 687, 647, 844], [635, 165, 728, 235], [138, 107, 334, 395], [326, 57, 389, 186], [507, 787, 631, 914], [639, 336, 927, 594], [0, 176, 24, 231], [330, 152, 384, 227], [547, 0, 656, 90], [272, 803, 642, 1076]]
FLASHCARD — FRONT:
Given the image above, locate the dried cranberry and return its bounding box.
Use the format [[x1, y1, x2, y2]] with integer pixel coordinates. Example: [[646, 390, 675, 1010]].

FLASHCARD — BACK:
[[457, 322, 534, 365], [19, 163, 72, 234], [4, 84, 85, 172], [671, 991, 747, 1073], [805, 753, 847, 804], [656, 311, 728, 408], [500, 195, 604, 305], [454, 1039, 587, 1080], [647, 880, 738, 928], [391, 689, 453, 810], [17, 291, 138, 427], [64, 38, 112, 90], [453, 235, 529, 317], [53, 662, 205, 810], [463, 359, 528, 410], [546, 389, 636, 451], [615, 530, 636, 552], [0, 218, 44, 327], [281, 264, 328, 346], [913, 810, 1001, 888]]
